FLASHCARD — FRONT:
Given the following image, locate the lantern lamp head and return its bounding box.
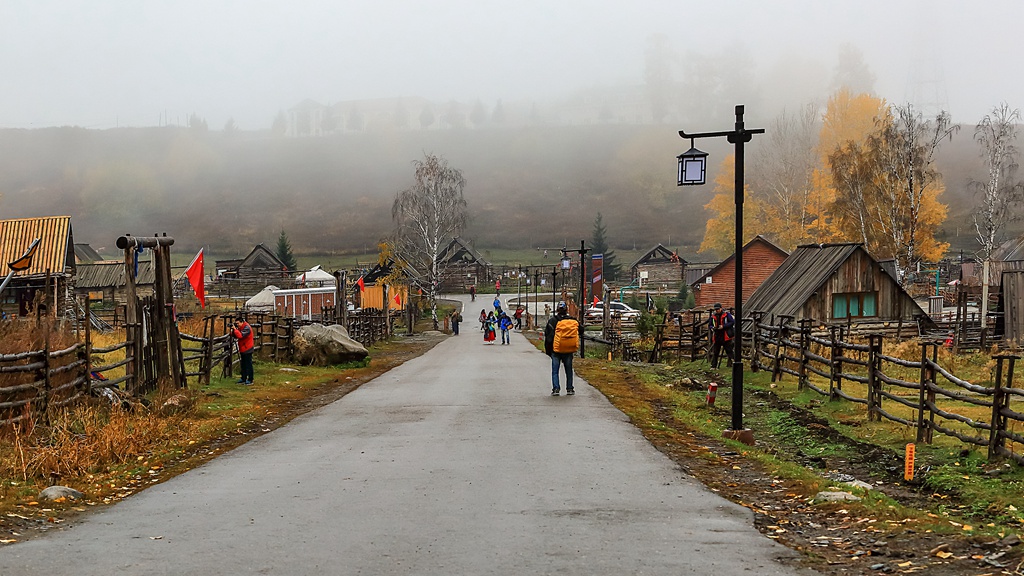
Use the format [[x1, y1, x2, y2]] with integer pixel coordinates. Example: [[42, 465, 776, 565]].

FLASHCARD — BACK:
[[676, 143, 708, 186]]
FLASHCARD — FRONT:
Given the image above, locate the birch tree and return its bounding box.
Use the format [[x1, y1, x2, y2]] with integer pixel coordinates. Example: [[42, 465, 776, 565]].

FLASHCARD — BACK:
[[973, 103, 1022, 260], [391, 154, 468, 329], [867, 104, 957, 284], [971, 102, 1022, 323]]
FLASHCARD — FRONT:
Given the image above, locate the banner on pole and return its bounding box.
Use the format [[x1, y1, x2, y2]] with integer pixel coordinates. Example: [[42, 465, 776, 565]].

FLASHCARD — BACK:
[[591, 254, 603, 304]]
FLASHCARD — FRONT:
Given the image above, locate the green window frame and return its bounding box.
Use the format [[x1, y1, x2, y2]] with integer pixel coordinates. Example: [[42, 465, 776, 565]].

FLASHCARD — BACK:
[[832, 292, 877, 319]]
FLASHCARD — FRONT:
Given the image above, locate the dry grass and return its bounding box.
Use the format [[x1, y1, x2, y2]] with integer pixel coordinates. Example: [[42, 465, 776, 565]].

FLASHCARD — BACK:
[[3, 402, 201, 484]]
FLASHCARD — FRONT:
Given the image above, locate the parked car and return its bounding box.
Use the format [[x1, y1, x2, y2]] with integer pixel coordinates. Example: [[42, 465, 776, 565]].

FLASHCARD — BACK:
[[584, 300, 640, 322]]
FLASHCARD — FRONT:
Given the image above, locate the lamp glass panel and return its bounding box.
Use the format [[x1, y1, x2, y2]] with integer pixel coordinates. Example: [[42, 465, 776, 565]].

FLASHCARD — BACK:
[[683, 159, 705, 183]]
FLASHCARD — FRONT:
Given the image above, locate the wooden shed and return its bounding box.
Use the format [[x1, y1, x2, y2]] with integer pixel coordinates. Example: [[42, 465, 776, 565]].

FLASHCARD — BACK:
[[629, 244, 685, 291], [1000, 270, 1024, 345], [744, 243, 925, 324], [437, 237, 491, 291], [0, 216, 76, 317], [273, 287, 338, 320], [691, 235, 788, 310], [75, 261, 156, 305], [216, 243, 290, 282]]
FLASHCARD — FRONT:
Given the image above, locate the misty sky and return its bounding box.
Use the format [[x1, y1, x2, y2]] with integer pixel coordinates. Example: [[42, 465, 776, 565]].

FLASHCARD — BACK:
[[2, 0, 1022, 130]]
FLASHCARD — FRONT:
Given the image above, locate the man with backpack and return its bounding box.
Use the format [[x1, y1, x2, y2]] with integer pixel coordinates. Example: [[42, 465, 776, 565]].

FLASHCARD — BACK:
[[544, 301, 579, 396]]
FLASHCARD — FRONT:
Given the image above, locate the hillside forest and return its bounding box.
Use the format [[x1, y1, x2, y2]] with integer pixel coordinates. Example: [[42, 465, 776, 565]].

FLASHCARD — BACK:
[[0, 89, 1016, 266]]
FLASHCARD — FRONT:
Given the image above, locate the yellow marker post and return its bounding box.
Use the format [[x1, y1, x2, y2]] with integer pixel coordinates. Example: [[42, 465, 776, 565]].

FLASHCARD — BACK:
[[904, 443, 916, 481]]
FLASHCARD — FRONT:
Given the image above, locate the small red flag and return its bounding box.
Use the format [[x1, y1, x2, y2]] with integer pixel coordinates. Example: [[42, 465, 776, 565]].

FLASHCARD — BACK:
[[356, 276, 365, 292], [185, 248, 205, 309], [593, 295, 599, 306], [393, 292, 401, 307]]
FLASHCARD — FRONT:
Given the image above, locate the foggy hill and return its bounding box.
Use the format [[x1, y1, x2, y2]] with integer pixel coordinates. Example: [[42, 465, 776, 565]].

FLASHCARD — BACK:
[[0, 123, 1002, 260]]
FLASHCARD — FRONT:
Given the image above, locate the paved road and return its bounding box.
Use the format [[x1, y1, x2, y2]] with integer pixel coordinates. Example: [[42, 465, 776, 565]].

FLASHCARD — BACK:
[[0, 297, 817, 575]]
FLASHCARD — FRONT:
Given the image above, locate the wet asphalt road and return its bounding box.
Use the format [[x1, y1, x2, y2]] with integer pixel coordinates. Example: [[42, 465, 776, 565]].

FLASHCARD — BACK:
[[0, 296, 817, 575]]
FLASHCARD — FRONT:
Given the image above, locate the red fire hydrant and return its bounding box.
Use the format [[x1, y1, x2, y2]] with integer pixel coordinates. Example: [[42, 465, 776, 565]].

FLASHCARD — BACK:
[[706, 382, 718, 406]]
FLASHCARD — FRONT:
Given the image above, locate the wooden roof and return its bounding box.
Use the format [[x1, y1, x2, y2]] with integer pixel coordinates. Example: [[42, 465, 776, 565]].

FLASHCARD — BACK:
[[744, 243, 865, 318], [73, 243, 104, 263], [689, 235, 789, 287], [216, 244, 287, 272], [629, 244, 684, 269], [439, 237, 491, 266], [993, 235, 1024, 262], [0, 215, 75, 278], [76, 261, 156, 288]]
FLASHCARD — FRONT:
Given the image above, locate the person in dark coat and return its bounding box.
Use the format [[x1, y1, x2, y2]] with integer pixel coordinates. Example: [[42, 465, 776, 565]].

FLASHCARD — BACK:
[[707, 303, 734, 369]]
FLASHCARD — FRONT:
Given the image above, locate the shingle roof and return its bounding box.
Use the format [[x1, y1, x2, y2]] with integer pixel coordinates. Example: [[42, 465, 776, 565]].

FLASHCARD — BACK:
[[0, 216, 74, 278], [76, 261, 156, 289], [744, 243, 862, 318], [629, 244, 682, 269]]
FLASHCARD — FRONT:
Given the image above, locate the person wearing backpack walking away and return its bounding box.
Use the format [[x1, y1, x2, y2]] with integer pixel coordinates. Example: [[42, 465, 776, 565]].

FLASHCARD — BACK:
[[708, 303, 734, 369], [469, 284, 476, 302], [230, 317, 255, 385], [498, 311, 513, 344], [479, 309, 487, 332], [450, 309, 462, 335], [544, 302, 579, 396]]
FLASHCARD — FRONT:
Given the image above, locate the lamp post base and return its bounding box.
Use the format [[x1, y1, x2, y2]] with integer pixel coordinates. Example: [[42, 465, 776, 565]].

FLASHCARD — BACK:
[[723, 428, 755, 446]]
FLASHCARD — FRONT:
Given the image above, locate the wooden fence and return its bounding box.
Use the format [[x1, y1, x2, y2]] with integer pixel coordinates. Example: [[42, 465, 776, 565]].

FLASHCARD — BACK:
[[0, 309, 395, 427], [749, 318, 1024, 465], [594, 310, 1023, 465]]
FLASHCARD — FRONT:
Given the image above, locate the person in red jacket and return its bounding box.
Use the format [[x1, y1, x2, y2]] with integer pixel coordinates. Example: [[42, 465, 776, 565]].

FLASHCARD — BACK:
[[231, 317, 255, 385]]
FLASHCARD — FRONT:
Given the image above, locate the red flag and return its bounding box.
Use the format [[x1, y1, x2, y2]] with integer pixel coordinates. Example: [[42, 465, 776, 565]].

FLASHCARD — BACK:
[[393, 292, 401, 307], [185, 248, 205, 309], [356, 276, 365, 292], [593, 296, 599, 306]]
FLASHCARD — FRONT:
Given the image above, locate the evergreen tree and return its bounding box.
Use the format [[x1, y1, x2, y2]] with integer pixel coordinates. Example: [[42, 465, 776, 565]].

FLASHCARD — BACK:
[[276, 230, 298, 271], [591, 213, 622, 281]]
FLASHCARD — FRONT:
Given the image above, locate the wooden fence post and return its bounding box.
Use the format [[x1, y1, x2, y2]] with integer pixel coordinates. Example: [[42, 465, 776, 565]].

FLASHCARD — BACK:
[[40, 328, 51, 425], [829, 325, 840, 400], [798, 318, 812, 391], [917, 343, 935, 443], [751, 311, 762, 372], [989, 355, 1016, 459], [83, 295, 93, 395], [866, 334, 881, 421]]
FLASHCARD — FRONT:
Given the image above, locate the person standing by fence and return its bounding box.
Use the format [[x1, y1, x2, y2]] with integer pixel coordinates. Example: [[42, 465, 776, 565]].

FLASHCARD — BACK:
[[231, 317, 255, 385], [708, 303, 734, 369]]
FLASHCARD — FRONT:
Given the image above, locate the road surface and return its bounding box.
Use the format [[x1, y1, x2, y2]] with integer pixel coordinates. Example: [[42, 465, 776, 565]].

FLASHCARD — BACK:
[[0, 296, 817, 575]]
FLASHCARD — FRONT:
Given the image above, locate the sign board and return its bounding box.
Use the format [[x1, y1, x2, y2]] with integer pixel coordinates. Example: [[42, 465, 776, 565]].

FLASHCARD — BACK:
[[904, 443, 915, 481]]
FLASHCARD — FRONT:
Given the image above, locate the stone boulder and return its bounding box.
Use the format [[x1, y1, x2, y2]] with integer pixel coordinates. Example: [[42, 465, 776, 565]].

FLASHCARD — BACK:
[[293, 324, 369, 366], [40, 485, 85, 501]]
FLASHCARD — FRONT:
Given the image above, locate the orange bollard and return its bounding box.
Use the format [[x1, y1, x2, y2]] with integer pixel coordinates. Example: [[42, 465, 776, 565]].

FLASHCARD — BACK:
[[707, 382, 718, 406]]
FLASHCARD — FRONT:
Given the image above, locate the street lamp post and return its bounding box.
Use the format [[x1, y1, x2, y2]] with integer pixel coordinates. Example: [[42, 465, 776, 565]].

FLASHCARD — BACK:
[[560, 240, 590, 358], [678, 105, 764, 445]]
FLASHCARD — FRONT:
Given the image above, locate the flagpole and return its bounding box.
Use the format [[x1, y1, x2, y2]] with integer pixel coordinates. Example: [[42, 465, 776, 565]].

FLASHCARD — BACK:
[[0, 238, 41, 296]]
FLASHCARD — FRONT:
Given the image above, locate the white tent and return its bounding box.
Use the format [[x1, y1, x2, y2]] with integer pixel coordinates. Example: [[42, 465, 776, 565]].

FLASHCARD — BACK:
[[296, 265, 336, 286], [245, 285, 279, 313]]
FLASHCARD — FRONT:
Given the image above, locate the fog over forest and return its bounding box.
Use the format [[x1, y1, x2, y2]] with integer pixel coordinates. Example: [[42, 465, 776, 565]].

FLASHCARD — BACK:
[[0, 115, 993, 260], [0, 0, 1020, 261]]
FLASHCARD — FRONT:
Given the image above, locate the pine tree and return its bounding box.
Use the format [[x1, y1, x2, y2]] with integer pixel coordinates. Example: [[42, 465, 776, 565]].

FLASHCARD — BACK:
[[591, 213, 622, 281], [276, 230, 298, 271]]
